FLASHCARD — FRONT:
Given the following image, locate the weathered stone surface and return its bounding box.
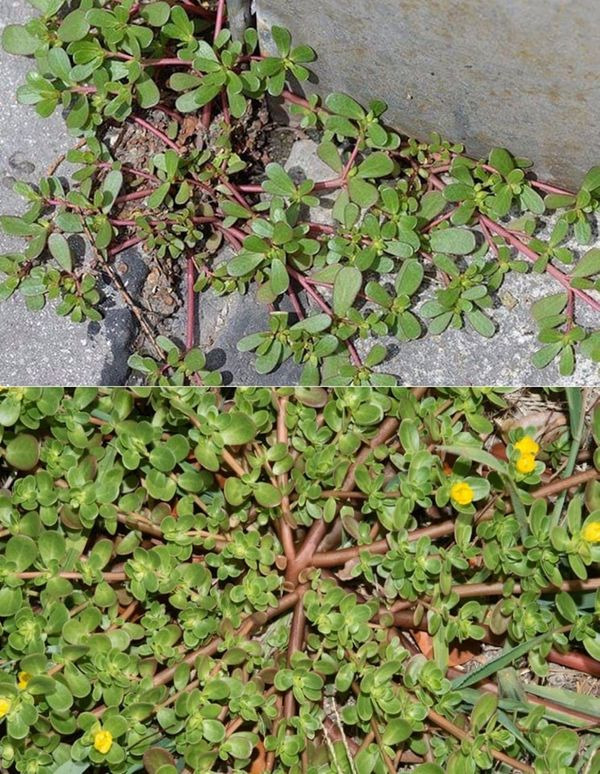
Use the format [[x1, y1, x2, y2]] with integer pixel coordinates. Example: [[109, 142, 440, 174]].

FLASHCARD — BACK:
[[195, 247, 302, 385], [256, 0, 600, 189], [0, 0, 135, 385], [197, 286, 302, 386]]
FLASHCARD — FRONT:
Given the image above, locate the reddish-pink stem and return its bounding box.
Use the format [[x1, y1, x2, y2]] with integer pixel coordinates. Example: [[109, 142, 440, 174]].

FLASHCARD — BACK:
[[108, 236, 144, 257], [530, 179, 574, 197], [313, 177, 345, 191], [143, 57, 192, 67], [131, 116, 182, 153], [115, 188, 155, 204], [217, 225, 243, 252], [221, 180, 252, 210], [426, 172, 445, 191], [422, 209, 455, 232], [156, 103, 183, 122], [565, 288, 575, 332], [224, 225, 247, 242], [45, 198, 84, 211], [214, 0, 226, 40], [280, 90, 323, 112], [201, 102, 213, 130], [287, 282, 306, 320], [287, 267, 362, 367], [220, 91, 231, 125], [191, 216, 220, 225], [343, 138, 361, 178], [108, 51, 134, 62], [479, 217, 499, 257], [97, 162, 159, 184], [307, 222, 335, 235], [480, 215, 600, 313], [109, 218, 138, 227], [237, 183, 264, 193]]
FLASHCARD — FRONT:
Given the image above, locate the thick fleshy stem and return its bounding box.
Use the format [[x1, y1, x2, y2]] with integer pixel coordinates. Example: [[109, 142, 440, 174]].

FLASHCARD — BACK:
[[280, 90, 314, 110], [479, 214, 600, 313], [286, 267, 362, 367], [214, 0, 227, 39], [115, 188, 155, 204], [131, 115, 182, 153], [277, 396, 296, 564], [237, 183, 264, 193], [201, 102, 213, 130], [530, 179, 574, 196], [216, 225, 243, 252], [220, 91, 231, 125], [108, 236, 144, 257], [287, 281, 306, 320], [565, 288, 575, 332], [97, 161, 159, 184]]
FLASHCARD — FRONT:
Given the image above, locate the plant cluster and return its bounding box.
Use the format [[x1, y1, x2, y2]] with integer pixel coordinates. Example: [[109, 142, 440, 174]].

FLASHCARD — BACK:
[[0, 386, 600, 773], [1, 2, 600, 384]]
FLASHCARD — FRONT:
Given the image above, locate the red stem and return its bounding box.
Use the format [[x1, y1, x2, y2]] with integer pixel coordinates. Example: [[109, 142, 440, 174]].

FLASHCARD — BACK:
[[530, 179, 574, 197], [217, 225, 243, 252], [115, 188, 155, 204], [214, 0, 226, 40], [565, 288, 575, 332], [479, 216, 499, 257], [342, 137, 361, 178], [422, 209, 456, 233], [108, 236, 144, 257], [280, 90, 316, 110], [131, 116, 182, 153], [480, 214, 600, 313], [201, 102, 213, 130], [312, 177, 345, 191], [220, 91, 231, 125], [143, 57, 192, 67], [97, 162, 159, 184], [306, 222, 335, 235], [287, 267, 362, 367]]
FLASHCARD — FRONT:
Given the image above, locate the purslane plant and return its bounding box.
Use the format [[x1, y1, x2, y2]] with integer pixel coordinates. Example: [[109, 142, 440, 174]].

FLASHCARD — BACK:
[[0, 386, 600, 773], [1, 1, 600, 384]]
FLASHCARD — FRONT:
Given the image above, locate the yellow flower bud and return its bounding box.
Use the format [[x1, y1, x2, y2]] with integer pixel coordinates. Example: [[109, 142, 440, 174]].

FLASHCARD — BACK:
[[450, 481, 474, 506], [93, 729, 113, 755], [515, 453, 536, 475], [582, 522, 600, 543], [17, 672, 31, 691], [0, 698, 12, 719], [514, 436, 539, 456]]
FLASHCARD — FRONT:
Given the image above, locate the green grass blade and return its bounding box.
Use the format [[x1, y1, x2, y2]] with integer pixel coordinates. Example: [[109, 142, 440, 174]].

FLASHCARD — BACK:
[[551, 387, 585, 526], [451, 632, 550, 689]]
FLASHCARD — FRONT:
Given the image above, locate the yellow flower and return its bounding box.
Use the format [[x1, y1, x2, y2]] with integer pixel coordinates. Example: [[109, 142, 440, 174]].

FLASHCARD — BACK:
[[514, 436, 539, 456], [515, 453, 536, 475], [17, 672, 31, 691], [582, 522, 600, 543], [0, 698, 11, 719], [93, 729, 113, 755], [450, 481, 474, 506]]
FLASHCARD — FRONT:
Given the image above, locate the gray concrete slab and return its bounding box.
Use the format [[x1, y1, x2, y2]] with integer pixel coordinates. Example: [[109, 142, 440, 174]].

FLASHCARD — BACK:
[[0, 0, 131, 385], [256, 0, 600, 190]]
